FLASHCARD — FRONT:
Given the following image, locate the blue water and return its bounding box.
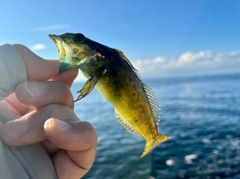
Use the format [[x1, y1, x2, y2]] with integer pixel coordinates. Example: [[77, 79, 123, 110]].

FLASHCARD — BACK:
[[71, 73, 240, 179]]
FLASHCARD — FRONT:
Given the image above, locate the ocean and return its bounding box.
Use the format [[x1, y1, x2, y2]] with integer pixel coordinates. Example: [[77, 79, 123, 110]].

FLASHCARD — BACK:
[[70, 73, 240, 179]]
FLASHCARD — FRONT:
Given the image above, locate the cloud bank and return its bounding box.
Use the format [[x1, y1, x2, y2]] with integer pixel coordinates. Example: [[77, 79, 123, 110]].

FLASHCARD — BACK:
[[133, 50, 240, 77], [31, 44, 46, 51]]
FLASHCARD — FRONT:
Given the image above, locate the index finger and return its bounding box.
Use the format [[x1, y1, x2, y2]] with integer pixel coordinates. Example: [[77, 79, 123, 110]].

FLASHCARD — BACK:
[[1, 69, 78, 118], [16, 81, 74, 109]]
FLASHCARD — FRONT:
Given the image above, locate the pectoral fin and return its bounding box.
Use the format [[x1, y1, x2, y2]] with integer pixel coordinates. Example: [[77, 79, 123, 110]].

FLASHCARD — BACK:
[[75, 76, 98, 102], [75, 69, 108, 102]]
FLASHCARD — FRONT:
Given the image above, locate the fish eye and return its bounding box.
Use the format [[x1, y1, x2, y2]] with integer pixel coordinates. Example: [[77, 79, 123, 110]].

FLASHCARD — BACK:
[[72, 33, 85, 42]]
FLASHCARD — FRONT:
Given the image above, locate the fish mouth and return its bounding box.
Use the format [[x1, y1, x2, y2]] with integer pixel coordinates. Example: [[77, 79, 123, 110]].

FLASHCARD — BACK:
[[48, 34, 73, 62], [48, 34, 61, 53]]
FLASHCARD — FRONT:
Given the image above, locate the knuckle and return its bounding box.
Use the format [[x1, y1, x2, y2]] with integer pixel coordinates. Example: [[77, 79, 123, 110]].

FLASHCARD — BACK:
[[44, 104, 69, 118], [15, 83, 28, 102], [48, 82, 74, 107]]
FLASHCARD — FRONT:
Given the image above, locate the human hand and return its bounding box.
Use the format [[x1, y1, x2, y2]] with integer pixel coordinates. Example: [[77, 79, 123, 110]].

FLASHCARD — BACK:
[[0, 45, 97, 179]]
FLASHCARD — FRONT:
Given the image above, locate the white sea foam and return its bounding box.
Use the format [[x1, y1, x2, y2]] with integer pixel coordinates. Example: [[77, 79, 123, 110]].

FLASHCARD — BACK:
[[212, 149, 219, 154], [166, 159, 176, 166], [202, 138, 211, 144], [184, 154, 198, 164]]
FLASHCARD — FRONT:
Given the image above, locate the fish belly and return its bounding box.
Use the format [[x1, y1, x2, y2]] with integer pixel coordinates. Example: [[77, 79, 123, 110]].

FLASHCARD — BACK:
[[96, 71, 157, 140]]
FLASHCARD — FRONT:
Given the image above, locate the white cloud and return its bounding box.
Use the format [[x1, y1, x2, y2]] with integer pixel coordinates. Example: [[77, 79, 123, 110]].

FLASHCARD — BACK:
[[34, 24, 70, 31], [54, 50, 240, 83], [31, 44, 46, 51], [133, 50, 240, 77], [176, 51, 212, 67]]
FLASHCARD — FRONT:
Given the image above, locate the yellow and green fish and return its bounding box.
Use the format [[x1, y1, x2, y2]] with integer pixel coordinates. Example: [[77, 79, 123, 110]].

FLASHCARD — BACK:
[[49, 33, 170, 157]]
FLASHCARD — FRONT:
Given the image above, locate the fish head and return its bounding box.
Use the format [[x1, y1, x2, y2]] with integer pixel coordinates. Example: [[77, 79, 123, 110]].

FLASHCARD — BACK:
[[49, 33, 107, 72]]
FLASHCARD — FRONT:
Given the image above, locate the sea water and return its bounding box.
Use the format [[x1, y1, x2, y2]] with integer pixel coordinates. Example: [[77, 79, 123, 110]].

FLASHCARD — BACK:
[[71, 73, 240, 179]]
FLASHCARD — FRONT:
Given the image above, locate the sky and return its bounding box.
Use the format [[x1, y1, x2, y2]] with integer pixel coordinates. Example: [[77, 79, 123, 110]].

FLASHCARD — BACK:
[[1, 0, 240, 81]]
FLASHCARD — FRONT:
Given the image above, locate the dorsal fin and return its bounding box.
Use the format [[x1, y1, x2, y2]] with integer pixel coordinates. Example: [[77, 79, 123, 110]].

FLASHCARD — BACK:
[[112, 48, 142, 80], [142, 83, 161, 126], [112, 48, 136, 70], [113, 48, 160, 126]]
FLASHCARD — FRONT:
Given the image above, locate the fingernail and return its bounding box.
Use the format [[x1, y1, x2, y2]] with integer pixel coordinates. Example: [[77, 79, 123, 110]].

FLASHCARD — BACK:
[[45, 118, 71, 132], [24, 81, 47, 97], [5, 119, 29, 139]]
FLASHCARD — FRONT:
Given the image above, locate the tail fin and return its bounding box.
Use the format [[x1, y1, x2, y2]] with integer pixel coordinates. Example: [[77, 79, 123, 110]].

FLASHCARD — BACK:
[[141, 135, 171, 158]]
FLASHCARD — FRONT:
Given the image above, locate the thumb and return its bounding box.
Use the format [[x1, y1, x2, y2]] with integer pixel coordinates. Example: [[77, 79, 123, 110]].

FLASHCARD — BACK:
[[44, 118, 97, 179], [13, 44, 60, 81]]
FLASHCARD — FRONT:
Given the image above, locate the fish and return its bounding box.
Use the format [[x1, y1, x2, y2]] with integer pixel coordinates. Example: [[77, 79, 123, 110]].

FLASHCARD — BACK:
[[49, 33, 170, 157]]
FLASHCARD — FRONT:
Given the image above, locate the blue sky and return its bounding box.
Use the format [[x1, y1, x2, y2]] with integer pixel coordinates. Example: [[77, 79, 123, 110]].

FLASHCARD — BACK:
[[1, 0, 240, 80]]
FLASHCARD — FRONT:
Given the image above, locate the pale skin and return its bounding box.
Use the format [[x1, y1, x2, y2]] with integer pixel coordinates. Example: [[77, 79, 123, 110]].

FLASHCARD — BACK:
[[0, 45, 97, 179]]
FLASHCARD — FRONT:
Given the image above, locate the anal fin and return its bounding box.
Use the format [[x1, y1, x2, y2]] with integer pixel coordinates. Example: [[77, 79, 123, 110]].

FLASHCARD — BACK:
[[114, 108, 140, 136]]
